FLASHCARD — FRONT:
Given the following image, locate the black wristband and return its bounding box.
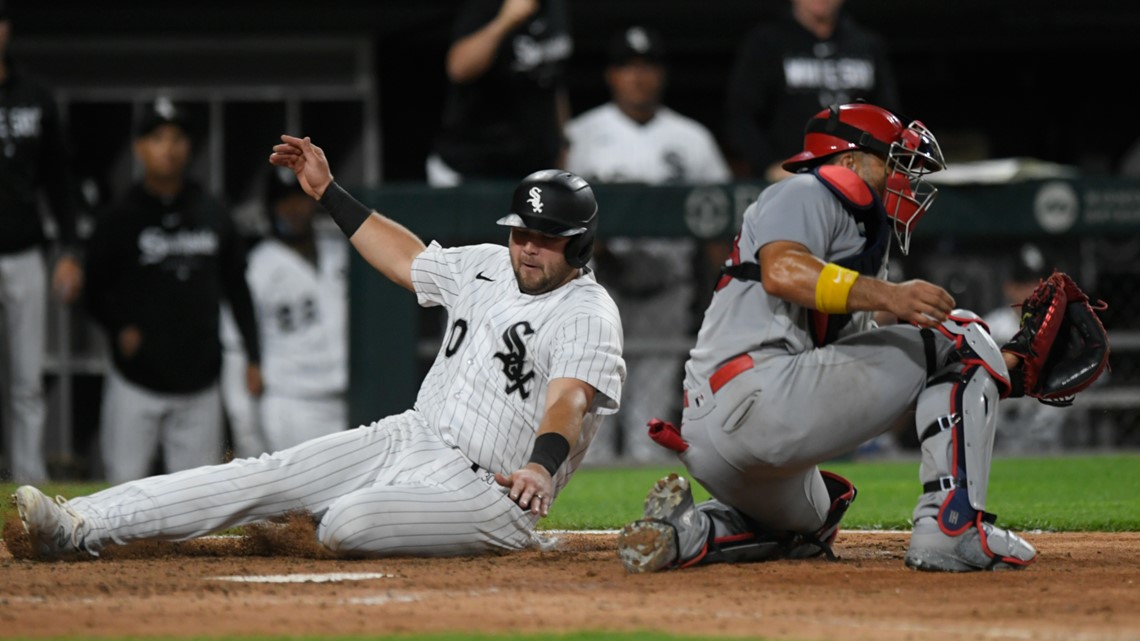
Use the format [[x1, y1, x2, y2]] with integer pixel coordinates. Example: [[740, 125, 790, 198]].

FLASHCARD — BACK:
[[527, 432, 570, 477], [318, 181, 372, 238]]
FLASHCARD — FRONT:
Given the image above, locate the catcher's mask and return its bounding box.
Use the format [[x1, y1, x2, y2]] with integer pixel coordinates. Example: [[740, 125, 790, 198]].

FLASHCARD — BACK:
[[497, 169, 599, 268], [782, 103, 945, 255]]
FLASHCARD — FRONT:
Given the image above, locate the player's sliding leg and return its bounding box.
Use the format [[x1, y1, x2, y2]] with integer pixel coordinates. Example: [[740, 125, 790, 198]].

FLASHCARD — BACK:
[[904, 311, 1036, 571]]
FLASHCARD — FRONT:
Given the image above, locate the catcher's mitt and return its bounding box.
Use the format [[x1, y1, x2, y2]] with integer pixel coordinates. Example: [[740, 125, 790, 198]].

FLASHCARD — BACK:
[[1001, 271, 1110, 406]]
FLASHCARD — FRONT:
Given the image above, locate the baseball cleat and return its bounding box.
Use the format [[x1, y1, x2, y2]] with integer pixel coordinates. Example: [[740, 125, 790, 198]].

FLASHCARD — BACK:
[[13, 486, 91, 559], [904, 516, 1036, 572], [618, 473, 701, 573]]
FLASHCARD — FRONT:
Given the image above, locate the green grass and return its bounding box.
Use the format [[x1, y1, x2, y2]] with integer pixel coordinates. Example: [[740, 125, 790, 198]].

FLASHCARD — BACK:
[[4, 453, 1139, 536]]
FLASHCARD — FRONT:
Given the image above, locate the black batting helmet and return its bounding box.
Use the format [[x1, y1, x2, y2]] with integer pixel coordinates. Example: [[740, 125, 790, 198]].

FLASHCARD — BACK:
[[497, 169, 598, 268]]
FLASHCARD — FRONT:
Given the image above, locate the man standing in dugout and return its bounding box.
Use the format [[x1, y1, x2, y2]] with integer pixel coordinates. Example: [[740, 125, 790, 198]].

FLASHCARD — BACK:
[[0, 1, 86, 482], [81, 98, 262, 483]]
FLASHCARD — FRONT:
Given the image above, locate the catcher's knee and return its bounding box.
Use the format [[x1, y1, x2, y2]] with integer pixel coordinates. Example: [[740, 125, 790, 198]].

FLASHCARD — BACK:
[[931, 310, 1010, 395]]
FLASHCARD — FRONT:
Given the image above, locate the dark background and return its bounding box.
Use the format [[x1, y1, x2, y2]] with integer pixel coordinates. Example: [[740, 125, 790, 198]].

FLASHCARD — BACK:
[[10, 0, 1140, 182]]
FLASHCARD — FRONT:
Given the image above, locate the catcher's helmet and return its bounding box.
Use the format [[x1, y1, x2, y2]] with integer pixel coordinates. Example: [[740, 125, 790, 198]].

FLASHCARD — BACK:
[[497, 169, 598, 268], [782, 103, 946, 255]]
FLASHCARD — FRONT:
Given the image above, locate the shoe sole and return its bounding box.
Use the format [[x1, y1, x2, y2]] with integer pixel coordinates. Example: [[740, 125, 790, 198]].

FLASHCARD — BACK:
[[644, 473, 690, 520], [13, 486, 40, 537], [617, 473, 693, 573], [618, 520, 677, 573]]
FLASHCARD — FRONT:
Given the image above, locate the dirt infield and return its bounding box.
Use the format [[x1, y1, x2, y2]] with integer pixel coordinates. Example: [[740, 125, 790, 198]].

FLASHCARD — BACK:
[[2, 520, 1139, 641]]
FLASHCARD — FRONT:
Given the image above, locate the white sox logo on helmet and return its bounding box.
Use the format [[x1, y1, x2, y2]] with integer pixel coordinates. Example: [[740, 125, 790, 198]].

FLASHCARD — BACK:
[[528, 187, 544, 213]]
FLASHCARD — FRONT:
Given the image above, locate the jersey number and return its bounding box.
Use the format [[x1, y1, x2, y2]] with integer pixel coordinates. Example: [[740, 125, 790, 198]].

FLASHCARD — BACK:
[[444, 318, 468, 357]]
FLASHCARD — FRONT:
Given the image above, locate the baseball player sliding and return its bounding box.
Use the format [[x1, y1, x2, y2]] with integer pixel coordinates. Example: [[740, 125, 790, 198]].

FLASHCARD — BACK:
[[12, 135, 625, 559], [618, 102, 1108, 573]]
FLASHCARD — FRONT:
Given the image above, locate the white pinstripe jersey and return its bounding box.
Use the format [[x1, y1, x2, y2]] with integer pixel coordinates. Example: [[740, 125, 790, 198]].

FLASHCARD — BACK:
[[411, 241, 625, 492]]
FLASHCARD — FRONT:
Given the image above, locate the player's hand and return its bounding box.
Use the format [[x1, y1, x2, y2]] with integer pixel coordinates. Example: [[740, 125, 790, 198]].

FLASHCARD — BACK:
[[117, 326, 142, 358], [887, 279, 955, 327], [52, 254, 83, 303], [269, 135, 333, 200], [494, 463, 554, 517], [496, 0, 539, 30], [246, 363, 264, 397]]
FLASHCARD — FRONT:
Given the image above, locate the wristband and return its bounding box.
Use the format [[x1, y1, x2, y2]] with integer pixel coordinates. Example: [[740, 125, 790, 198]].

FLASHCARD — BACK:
[[527, 432, 570, 477], [318, 181, 372, 238], [815, 263, 859, 314]]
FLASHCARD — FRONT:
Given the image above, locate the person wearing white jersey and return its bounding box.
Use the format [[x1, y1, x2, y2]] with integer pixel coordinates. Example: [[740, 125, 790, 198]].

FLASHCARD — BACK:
[[223, 170, 350, 453], [13, 134, 624, 561], [617, 103, 1056, 574], [565, 25, 729, 465]]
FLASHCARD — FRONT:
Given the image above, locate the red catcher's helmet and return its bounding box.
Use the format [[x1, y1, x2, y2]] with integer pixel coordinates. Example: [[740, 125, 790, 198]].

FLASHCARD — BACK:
[[782, 103, 946, 254]]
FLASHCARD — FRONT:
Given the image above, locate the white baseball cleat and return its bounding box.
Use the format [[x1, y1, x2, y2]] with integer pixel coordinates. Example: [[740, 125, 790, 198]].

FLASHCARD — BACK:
[[904, 516, 1036, 572], [12, 486, 92, 559]]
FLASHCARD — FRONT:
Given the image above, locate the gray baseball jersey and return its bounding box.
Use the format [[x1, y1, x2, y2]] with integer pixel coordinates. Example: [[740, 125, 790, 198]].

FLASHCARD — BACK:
[[677, 172, 939, 534], [66, 241, 625, 556]]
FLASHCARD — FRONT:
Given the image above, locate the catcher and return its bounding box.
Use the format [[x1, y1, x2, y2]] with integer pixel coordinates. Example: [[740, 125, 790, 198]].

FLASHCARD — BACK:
[[618, 102, 1111, 573]]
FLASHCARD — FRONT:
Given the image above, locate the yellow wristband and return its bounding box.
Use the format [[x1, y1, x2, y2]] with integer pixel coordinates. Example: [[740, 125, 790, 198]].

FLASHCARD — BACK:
[[815, 263, 859, 314]]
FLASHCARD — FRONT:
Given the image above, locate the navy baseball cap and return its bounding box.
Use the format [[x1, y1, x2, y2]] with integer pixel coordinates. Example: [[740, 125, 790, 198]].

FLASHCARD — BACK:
[[135, 97, 192, 138], [607, 26, 666, 66]]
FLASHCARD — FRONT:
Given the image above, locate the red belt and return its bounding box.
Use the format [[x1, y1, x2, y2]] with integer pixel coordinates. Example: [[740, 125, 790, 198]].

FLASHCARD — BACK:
[[683, 353, 754, 407]]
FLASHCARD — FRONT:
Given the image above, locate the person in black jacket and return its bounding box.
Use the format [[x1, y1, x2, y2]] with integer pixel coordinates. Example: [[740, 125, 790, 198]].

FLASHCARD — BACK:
[[0, 5, 85, 483], [82, 98, 262, 483], [426, 0, 573, 185], [725, 0, 901, 182]]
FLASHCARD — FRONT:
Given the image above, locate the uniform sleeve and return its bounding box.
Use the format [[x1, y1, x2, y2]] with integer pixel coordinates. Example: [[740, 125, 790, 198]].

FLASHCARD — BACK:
[[451, 0, 500, 40], [36, 91, 83, 250], [748, 178, 836, 259], [218, 206, 262, 365], [562, 117, 591, 178], [548, 307, 625, 415], [691, 126, 732, 184], [411, 241, 463, 309]]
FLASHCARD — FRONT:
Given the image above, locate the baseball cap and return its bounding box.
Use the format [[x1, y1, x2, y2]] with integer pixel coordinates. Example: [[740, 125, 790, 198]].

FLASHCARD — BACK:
[[135, 96, 192, 138], [607, 26, 666, 66], [1010, 243, 1050, 283]]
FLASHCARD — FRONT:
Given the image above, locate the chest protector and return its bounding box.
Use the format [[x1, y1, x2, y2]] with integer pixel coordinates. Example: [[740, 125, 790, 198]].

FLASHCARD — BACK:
[[720, 165, 890, 346]]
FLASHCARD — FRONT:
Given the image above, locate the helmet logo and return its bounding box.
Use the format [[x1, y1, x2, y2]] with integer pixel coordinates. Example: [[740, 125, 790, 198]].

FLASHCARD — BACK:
[[527, 187, 544, 213]]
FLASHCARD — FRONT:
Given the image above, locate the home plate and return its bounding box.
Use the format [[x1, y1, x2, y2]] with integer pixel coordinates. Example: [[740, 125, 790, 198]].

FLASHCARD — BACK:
[[209, 572, 393, 583]]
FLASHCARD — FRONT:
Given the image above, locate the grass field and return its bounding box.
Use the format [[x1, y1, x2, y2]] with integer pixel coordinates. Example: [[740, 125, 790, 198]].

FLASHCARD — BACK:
[[4, 452, 1139, 534]]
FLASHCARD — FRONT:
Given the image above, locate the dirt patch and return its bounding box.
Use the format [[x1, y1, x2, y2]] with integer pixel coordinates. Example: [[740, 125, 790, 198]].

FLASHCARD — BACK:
[[2, 525, 1138, 641]]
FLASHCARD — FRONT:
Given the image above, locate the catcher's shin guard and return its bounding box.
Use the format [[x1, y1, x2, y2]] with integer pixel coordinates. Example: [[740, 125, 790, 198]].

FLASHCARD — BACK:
[[905, 313, 1036, 571]]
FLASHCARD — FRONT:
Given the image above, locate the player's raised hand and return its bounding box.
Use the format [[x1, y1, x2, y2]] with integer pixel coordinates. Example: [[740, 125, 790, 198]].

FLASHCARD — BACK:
[[497, 0, 539, 29], [269, 135, 333, 200], [494, 464, 554, 517]]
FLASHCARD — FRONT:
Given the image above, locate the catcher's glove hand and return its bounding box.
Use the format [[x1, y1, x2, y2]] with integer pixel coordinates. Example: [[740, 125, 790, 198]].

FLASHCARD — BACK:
[[1001, 271, 1110, 407]]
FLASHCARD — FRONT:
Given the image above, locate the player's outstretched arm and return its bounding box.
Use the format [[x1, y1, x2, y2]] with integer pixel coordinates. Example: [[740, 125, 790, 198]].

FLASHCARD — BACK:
[[758, 240, 954, 327], [270, 135, 425, 291], [494, 377, 595, 517]]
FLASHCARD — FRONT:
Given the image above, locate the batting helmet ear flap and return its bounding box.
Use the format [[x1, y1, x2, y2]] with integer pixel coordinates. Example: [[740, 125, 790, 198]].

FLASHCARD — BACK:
[[563, 216, 598, 268]]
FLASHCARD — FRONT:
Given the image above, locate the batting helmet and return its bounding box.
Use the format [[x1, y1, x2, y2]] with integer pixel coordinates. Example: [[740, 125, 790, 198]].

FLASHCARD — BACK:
[[497, 169, 599, 268], [782, 103, 946, 255]]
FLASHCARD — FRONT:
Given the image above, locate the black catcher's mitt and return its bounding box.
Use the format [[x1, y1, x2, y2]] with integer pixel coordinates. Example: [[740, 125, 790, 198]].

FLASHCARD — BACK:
[[1002, 271, 1110, 406]]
